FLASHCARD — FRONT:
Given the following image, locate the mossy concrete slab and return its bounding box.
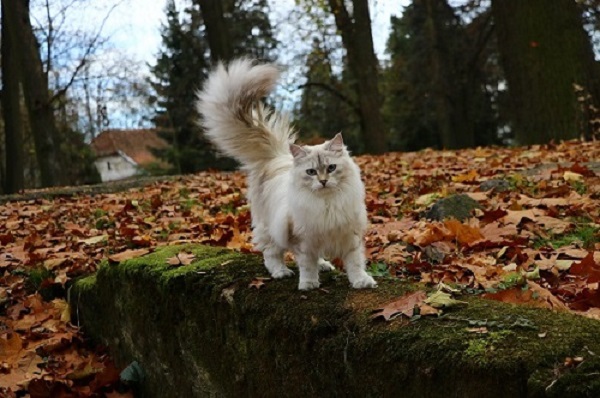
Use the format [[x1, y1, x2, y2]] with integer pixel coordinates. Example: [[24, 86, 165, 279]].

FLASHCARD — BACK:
[[71, 244, 600, 398]]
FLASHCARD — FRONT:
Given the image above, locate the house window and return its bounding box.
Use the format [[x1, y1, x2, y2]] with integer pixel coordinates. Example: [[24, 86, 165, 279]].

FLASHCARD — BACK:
[[107, 162, 111, 170]]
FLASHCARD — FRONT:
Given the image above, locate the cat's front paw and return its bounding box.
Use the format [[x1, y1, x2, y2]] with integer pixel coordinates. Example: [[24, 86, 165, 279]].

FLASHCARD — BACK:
[[318, 259, 335, 272], [298, 280, 320, 290], [350, 274, 377, 289], [271, 267, 294, 279]]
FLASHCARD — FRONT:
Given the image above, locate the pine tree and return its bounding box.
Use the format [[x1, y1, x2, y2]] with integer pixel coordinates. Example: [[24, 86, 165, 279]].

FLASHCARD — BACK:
[[383, 0, 497, 151], [149, 0, 277, 173], [224, 0, 277, 62], [150, 0, 208, 172], [294, 39, 361, 147]]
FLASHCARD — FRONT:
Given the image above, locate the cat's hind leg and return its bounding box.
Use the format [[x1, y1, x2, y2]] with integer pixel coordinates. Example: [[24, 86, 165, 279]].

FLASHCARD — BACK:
[[253, 225, 293, 278]]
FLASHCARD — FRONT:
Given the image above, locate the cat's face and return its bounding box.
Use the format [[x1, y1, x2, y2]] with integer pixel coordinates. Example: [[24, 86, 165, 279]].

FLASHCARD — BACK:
[[290, 133, 351, 192]]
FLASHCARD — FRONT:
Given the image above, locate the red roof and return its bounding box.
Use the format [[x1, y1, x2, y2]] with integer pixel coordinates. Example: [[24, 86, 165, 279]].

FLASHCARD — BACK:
[[91, 129, 168, 165]]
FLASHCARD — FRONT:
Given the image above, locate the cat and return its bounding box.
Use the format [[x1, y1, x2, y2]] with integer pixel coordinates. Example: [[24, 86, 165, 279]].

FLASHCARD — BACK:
[[197, 58, 377, 291]]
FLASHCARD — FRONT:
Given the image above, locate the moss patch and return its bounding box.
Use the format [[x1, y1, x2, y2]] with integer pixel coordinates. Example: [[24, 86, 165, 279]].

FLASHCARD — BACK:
[[72, 244, 600, 398]]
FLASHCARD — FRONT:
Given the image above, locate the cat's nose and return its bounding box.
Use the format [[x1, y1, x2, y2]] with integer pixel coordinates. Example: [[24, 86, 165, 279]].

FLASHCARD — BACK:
[[319, 180, 327, 187]]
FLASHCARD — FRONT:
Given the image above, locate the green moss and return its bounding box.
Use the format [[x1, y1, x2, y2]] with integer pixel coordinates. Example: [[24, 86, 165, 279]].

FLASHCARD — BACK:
[[73, 244, 600, 398], [75, 273, 97, 291], [26, 267, 53, 290], [464, 330, 515, 364], [535, 223, 599, 251]]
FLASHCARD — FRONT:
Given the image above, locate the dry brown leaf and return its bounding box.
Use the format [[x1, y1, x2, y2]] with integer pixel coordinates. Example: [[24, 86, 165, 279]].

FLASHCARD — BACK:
[[108, 248, 151, 264], [249, 277, 271, 289], [372, 291, 429, 321], [166, 252, 196, 267]]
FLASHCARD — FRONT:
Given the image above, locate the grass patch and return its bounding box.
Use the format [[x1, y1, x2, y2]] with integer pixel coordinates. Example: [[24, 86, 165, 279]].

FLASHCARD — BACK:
[[367, 262, 391, 278], [464, 330, 515, 364], [534, 223, 599, 250], [25, 267, 63, 300]]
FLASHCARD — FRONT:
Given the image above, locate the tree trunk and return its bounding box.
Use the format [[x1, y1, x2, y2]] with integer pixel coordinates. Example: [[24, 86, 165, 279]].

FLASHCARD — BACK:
[[423, 0, 454, 149], [1, 0, 25, 193], [198, 0, 233, 64], [8, 0, 66, 187], [491, 0, 600, 145], [328, 0, 387, 154]]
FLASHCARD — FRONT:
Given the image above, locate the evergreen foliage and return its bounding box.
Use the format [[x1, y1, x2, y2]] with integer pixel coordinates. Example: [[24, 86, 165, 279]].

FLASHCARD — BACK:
[[149, 0, 277, 173], [383, 0, 498, 151], [294, 39, 361, 149]]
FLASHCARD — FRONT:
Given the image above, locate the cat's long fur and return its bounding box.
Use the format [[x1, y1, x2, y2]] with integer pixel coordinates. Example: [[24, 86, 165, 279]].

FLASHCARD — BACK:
[[197, 59, 376, 290]]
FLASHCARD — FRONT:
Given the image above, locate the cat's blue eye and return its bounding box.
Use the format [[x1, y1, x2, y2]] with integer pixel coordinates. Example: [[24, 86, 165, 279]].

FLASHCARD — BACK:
[[327, 164, 337, 173], [306, 169, 317, 176]]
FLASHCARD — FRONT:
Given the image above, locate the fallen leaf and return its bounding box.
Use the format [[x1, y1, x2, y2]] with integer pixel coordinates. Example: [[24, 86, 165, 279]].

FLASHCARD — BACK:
[[166, 252, 196, 267], [108, 248, 151, 264], [372, 291, 428, 321], [424, 290, 467, 309], [563, 171, 583, 182], [452, 169, 479, 182], [79, 235, 108, 245], [570, 252, 600, 282], [249, 277, 270, 289], [418, 303, 440, 316], [483, 281, 567, 311], [503, 210, 540, 225], [527, 281, 569, 311], [467, 327, 488, 334], [66, 360, 100, 380], [444, 219, 484, 245], [0, 333, 23, 362]]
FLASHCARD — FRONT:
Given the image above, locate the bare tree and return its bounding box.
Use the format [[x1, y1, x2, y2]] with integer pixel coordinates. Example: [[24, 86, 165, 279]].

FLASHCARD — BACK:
[[326, 0, 387, 154], [4, 0, 66, 187], [0, 0, 141, 188], [33, 0, 150, 138]]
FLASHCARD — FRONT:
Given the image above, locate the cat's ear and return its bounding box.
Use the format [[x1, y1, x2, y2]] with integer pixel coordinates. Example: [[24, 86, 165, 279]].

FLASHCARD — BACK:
[[326, 133, 344, 152], [290, 144, 308, 159]]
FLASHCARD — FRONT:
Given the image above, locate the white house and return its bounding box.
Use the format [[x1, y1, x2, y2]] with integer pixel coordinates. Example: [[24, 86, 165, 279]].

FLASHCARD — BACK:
[[91, 129, 169, 182]]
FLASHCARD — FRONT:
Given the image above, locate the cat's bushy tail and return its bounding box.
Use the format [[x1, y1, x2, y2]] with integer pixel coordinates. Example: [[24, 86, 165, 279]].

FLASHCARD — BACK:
[[197, 58, 295, 168]]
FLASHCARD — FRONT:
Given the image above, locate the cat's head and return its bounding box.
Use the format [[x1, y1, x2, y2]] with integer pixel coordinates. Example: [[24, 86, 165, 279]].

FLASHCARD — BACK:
[[289, 133, 354, 192]]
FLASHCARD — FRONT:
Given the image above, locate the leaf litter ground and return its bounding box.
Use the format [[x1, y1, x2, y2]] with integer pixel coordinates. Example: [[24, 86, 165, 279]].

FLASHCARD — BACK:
[[1, 139, 600, 395]]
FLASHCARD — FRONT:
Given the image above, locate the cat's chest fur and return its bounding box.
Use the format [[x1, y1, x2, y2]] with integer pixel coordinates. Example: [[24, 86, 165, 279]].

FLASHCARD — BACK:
[[290, 188, 365, 235]]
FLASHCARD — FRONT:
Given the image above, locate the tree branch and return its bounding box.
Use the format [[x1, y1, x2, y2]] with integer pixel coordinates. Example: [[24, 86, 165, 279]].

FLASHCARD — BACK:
[[49, 1, 122, 104], [298, 81, 360, 116]]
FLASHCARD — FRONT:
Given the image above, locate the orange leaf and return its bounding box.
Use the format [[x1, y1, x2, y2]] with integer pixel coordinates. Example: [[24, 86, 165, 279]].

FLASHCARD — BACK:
[[444, 219, 484, 245], [483, 281, 567, 311], [411, 224, 451, 246], [452, 169, 479, 182], [0, 332, 23, 362]]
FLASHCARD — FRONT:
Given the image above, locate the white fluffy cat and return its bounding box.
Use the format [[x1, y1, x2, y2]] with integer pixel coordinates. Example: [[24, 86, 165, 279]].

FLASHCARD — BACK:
[[197, 59, 377, 291]]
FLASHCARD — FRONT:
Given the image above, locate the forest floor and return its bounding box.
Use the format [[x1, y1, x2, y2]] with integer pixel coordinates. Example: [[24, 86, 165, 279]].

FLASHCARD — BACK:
[[1, 139, 600, 396]]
